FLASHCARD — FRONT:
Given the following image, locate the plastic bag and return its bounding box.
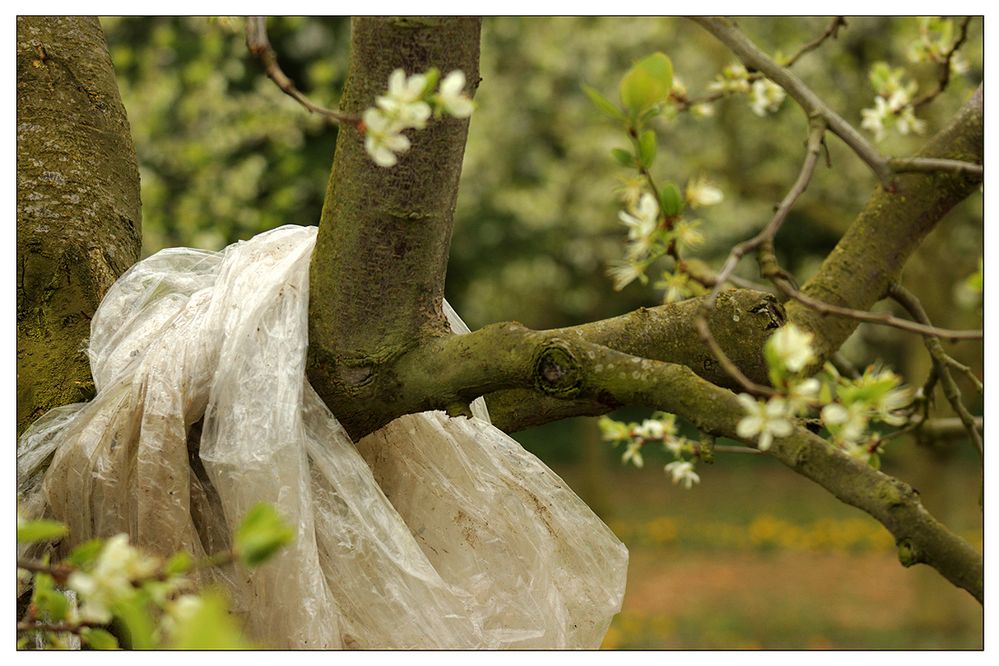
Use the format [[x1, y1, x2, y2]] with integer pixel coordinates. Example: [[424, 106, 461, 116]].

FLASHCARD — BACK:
[[17, 225, 628, 649]]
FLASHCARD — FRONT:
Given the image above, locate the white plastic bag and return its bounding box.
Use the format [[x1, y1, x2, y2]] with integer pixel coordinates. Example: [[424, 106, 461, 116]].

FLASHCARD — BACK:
[[17, 225, 628, 649]]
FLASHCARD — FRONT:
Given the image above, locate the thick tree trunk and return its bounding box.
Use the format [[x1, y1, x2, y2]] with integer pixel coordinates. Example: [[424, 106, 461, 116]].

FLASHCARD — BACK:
[[16, 16, 141, 436], [307, 17, 481, 438]]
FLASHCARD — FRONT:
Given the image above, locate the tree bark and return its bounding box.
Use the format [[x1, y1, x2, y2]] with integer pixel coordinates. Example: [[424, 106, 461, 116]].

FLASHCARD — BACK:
[[788, 86, 983, 358], [307, 17, 481, 438], [16, 16, 142, 436]]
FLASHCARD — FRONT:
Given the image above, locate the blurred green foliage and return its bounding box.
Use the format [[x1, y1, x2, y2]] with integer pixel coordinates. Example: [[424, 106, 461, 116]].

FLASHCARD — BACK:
[[102, 15, 982, 453]]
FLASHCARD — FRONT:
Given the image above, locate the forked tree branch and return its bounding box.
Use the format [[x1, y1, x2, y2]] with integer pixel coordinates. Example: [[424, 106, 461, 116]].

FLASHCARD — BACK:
[[391, 324, 983, 602]]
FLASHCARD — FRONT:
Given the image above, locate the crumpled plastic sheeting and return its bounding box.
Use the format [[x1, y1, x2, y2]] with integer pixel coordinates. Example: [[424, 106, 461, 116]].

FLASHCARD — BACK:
[[17, 225, 628, 649]]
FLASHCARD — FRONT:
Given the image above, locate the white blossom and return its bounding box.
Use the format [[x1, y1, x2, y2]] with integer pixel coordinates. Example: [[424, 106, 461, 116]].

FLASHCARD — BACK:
[[685, 175, 723, 209], [67, 534, 159, 623], [437, 70, 475, 118], [618, 192, 660, 243], [895, 106, 926, 136], [622, 440, 644, 468], [749, 78, 786, 116], [673, 219, 705, 250], [736, 394, 793, 451], [786, 377, 820, 414], [363, 108, 411, 168], [657, 270, 692, 304], [821, 401, 869, 444], [635, 418, 666, 440], [664, 461, 700, 489], [767, 324, 817, 374], [861, 96, 889, 142], [607, 260, 644, 291]]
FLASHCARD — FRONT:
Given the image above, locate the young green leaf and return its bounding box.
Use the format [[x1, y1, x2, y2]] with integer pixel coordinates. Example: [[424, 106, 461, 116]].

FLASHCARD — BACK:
[[234, 503, 295, 568], [18, 519, 68, 545], [31, 572, 69, 622], [582, 83, 625, 121], [619, 52, 673, 114], [165, 551, 194, 576], [168, 592, 254, 649], [658, 182, 684, 217], [638, 130, 657, 168], [111, 592, 157, 650], [81, 627, 120, 650], [66, 539, 105, 568], [611, 148, 634, 168]]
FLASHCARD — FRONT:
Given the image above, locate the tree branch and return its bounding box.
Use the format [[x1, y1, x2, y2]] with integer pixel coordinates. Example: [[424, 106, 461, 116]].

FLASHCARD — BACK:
[[783, 16, 848, 67], [785, 84, 982, 359], [392, 323, 983, 602], [888, 283, 983, 459], [911, 16, 973, 109], [690, 16, 894, 183], [692, 117, 827, 396]]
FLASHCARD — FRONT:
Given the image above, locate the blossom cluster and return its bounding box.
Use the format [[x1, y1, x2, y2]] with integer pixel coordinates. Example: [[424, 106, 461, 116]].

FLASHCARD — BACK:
[[736, 323, 915, 466], [707, 63, 786, 117], [363, 69, 474, 167], [608, 181, 718, 296], [599, 412, 702, 489], [859, 62, 925, 142]]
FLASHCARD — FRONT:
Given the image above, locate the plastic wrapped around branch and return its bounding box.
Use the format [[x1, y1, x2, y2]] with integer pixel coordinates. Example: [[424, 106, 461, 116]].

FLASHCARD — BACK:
[[17, 225, 628, 649]]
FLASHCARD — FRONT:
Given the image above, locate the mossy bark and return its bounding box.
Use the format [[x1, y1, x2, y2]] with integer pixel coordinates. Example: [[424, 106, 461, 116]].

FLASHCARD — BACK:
[[307, 17, 481, 438], [17, 16, 142, 436], [788, 86, 983, 358]]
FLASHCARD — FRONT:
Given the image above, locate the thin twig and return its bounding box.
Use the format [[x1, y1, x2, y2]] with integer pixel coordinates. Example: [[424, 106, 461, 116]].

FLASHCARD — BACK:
[[912, 16, 973, 109], [693, 119, 827, 396], [767, 278, 983, 341], [673, 17, 846, 113], [888, 282, 983, 458], [17, 558, 73, 583], [690, 16, 894, 184], [245, 16, 359, 126], [888, 157, 983, 177], [783, 17, 848, 68]]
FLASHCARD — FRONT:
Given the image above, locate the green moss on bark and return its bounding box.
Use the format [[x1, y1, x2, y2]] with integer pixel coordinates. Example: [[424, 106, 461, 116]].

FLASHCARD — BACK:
[[17, 17, 141, 436]]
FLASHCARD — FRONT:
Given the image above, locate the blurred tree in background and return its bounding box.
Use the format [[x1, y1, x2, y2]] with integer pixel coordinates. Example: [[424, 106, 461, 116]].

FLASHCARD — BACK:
[[91, 16, 982, 648]]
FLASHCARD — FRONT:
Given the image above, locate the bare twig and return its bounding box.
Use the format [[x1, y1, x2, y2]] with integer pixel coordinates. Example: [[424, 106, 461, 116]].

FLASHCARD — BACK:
[[783, 17, 848, 68], [16, 558, 73, 583], [918, 416, 983, 441], [690, 16, 894, 184], [245, 16, 359, 126], [692, 119, 827, 396], [768, 276, 983, 341], [912, 16, 973, 109], [888, 157, 983, 177], [888, 282, 983, 458]]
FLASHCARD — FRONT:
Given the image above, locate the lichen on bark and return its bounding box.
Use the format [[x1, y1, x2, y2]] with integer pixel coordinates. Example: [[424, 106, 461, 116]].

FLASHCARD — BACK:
[[17, 16, 142, 436]]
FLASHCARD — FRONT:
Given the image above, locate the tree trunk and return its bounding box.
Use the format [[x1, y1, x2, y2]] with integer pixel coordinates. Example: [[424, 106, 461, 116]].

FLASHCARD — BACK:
[[16, 16, 141, 436], [307, 17, 481, 438]]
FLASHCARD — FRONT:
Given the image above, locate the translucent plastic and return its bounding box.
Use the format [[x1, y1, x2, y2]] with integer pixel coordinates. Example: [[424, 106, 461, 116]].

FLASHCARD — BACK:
[[17, 225, 628, 649]]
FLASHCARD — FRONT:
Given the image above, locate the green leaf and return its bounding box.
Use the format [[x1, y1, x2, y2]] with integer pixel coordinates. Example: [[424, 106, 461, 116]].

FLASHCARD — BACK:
[[421, 67, 440, 97], [638, 130, 657, 168], [582, 83, 625, 121], [234, 503, 295, 568], [165, 551, 194, 576], [18, 519, 68, 545], [31, 572, 70, 622], [619, 52, 673, 114], [168, 591, 253, 649], [658, 182, 684, 217], [611, 147, 634, 168], [111, 593, 157, 650], [66, 539, 104, 568], [81, 627, 120, 650]]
